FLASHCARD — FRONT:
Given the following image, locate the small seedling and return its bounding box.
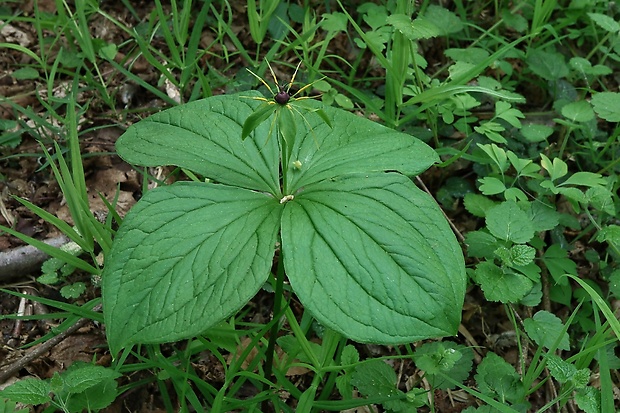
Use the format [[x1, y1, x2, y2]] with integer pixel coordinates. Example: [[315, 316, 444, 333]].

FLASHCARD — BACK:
[[38, 241, 88, 299]]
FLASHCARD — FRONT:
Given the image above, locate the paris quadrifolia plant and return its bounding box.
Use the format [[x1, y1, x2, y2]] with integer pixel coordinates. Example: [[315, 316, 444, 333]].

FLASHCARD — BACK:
[[101, 62, 467, 358]]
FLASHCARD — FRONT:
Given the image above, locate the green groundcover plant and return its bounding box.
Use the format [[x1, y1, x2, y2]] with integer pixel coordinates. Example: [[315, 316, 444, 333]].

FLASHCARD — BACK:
[[101, 90, 466, 354]]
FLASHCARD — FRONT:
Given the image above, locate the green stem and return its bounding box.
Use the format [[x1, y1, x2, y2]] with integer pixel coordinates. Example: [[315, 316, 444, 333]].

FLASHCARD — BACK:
[[262, 245, 287, 393]]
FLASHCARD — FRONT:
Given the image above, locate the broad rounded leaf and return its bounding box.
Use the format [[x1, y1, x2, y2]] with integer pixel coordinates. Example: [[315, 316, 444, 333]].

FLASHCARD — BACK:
[[561, 100, 594, 123], [116, 92, 281, 194], [473, 261, 533, 303], [526, 49, 569, 80], [414, 341, 474, 390], [285, 100, 438, 190], [102, 182, 281, 354], [523, 310, 570, 351], [591, 92, 620, 122], [486, 201, 534, 243], [281, 173, 465, 343]]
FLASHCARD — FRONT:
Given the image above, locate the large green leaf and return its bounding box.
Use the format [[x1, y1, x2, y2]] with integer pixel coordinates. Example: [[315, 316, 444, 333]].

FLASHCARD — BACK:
[[281, 173, 465, 343], [285, 101, 438, 190], [115, 92, 281, 194], [103, 182, 281, 353]]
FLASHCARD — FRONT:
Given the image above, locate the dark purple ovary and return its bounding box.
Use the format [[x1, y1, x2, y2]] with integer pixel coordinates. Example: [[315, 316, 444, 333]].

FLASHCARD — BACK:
[[275, 90, 290, 105]]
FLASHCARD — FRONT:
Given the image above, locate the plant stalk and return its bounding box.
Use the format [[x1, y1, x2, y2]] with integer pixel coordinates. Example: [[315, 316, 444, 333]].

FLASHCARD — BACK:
[[262, 242, 287, 395]]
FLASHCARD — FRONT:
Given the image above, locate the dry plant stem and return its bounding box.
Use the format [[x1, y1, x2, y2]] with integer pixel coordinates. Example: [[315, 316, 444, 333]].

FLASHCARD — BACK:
[[0, 235, 70, 281], [415, 176, 465, 242], [0, 316, 90, 383]]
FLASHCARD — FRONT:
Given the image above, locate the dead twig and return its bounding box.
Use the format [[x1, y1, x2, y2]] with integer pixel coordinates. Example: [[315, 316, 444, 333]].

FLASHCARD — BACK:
[[0, 316, 91, 384], [0, 235, 70, 282]]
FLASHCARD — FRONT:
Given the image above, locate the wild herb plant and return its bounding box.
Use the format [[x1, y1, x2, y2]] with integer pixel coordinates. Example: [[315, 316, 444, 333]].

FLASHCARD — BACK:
[[0, 362, 121, 413], [101, 85, 467, 354]]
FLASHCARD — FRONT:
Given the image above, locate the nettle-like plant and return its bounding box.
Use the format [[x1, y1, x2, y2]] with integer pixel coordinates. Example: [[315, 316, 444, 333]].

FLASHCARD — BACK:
[[102, 86, 466, 354]]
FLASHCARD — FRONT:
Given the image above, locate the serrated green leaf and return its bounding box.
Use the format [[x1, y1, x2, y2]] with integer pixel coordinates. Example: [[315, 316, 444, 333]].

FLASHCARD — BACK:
[[526, 49, 569, 80], [475, 352, 524, 403], [281, 173, 465, 343], [596, 225, 620, 251], [60, 282, 86, 299], [591, 92, 620, 122], [448, 61, 474, 82], [414, 342, 473, 390], [473, 262, 533, 303], [463, 193, 498, 218], [486, 201, 534, 243], [341, 345, 360, 366], [465, 230, 500, 259], [363, 27, 391, 51], [387, 13, 441, 40], [0, 378, 51, 405], [607, 271, 620, 298], [321, 11, 347, 33], [523, 311, 570, 351], [586, 186, 615, 215], [512, 262, 541, 282], [575, 386, 601, 413], [528, 202, 560, 232], [424, 5, 463, 35], [103, 182, 281, 353], [38, 272, 60, 285], [59, 363, 121, 393], [359, 3, 388, 30], [65, 377, 118, 412], [587, 12, 620, 33], [351, 359, 402, 401], [506, 245, 535, 266]]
